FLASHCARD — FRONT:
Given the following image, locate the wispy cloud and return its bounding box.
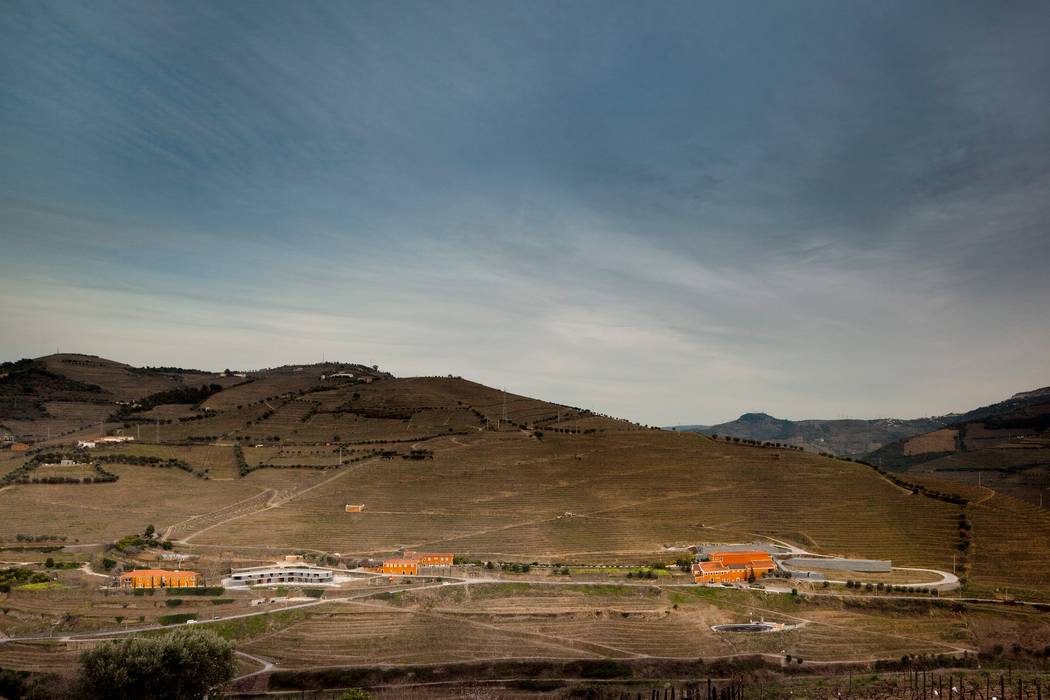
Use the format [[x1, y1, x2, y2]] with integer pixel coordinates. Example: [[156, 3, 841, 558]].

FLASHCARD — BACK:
[[2, 1, 1049, 424]]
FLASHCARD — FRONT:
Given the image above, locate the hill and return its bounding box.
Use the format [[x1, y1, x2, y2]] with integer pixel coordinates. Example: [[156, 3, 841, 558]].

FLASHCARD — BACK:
[[5, 354, 1050, 694], [865, 387, 1050, 508], [673, 412, 945, 457]]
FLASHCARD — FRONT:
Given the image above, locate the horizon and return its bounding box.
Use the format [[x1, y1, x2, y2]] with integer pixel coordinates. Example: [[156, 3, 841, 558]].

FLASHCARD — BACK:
[[6, 349, 1042, 426], [3, 2, 1050, 425]]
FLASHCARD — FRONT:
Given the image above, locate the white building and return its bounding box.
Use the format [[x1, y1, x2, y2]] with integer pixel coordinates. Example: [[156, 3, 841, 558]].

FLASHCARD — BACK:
[[223, 564, 334, 587], [77, 441, 97, 449]]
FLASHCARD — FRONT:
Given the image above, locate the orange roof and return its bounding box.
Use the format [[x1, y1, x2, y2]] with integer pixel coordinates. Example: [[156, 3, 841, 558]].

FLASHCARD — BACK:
[[696, 561, 728, 573], [119, 569, 199, 578], [382, 559, 416, 566], [710, 550, 770, 561], [403, 551, 453, 559]]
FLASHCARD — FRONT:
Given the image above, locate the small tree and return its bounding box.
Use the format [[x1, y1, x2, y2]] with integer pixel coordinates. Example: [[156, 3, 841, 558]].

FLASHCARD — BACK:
[[144, 524, 155, 539]]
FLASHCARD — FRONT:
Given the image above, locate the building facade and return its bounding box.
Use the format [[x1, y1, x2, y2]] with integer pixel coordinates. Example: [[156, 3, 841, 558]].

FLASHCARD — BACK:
[[119, 569, 201, 590], [225, 564, 334, 587], [381, 559, 418, 576]]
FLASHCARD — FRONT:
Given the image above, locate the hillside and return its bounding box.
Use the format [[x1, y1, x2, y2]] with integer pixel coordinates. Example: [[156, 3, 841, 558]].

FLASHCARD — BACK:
[[6, 354, 1050, 694], [864, 388, 1050, 509], [673, 412, 944, 457]]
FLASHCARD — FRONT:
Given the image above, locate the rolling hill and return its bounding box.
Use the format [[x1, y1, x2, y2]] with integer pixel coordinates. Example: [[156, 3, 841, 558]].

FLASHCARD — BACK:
[[672, 412, 946, 457], [5, 353, 1050, 695]]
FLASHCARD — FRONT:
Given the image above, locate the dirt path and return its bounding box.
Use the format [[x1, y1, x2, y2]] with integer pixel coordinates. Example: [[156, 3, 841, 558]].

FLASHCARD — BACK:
[[175, 458, 378, 544], [162, 488, 274, 540]]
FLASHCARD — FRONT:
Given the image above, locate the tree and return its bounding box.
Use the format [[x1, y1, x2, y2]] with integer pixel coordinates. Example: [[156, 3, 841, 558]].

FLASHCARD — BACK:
[[45, 557, 55, 568], [77, 628, 235, 699], [144, 524, 155, 539]]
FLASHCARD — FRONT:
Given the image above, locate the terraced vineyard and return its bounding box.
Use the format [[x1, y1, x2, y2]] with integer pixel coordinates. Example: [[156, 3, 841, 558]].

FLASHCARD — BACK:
[[5, 357, 1050, 694], [235, 584, 985, 669], [193, 430, 961, 569]]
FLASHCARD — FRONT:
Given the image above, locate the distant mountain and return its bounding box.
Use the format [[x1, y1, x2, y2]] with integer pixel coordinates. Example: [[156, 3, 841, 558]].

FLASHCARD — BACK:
[[670, 412, 945, 457], [866, 386, 1050, 471]]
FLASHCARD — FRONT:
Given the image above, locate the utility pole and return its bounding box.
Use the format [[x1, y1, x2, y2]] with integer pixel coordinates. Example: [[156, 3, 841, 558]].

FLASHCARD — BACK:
[[502, 388, 508, 430], [156, 419, 160, 443]]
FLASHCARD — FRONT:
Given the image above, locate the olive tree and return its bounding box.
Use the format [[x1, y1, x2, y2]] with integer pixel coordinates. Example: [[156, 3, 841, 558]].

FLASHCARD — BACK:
[[78, 628, 235, 699]]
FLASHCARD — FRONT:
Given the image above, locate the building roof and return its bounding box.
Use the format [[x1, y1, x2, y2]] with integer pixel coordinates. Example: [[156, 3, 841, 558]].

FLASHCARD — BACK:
[[695, 561, 728, 573], [231, 564, 331, 574], [383, 559, 417, 566]]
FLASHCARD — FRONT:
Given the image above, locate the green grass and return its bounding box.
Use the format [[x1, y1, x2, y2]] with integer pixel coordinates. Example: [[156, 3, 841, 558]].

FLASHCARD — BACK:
[[15, 582, 63, 591], [207, 609, 307, 641]]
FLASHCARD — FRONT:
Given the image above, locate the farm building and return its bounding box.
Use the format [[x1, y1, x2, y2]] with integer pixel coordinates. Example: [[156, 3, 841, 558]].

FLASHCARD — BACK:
[[381, 551, 455, 576], [119, 569, 201, 590], [225, 564, 334, 587], [344, 504, 365, 513], [694, 551, 777, 584], [9, 442, 28, 452], [381, 559, 418, 576], [77, 440, 97, 449], [96, 436, 134, 444], [691, 561, 744, 584]]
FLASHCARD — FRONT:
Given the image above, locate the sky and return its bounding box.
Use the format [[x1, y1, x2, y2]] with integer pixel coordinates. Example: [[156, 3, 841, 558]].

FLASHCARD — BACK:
[[2, 1, 1049, 425]]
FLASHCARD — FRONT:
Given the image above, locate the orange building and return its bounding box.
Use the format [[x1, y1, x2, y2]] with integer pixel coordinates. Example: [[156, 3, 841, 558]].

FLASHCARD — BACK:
[[381, 551, 455, 576], [692, 561, 747, 584], [694, 551, 777, 585], [381, 559, 418, 576], [10, 442, 28, 452], [119, 569, 201, 590], [344, 504, 365, 513]]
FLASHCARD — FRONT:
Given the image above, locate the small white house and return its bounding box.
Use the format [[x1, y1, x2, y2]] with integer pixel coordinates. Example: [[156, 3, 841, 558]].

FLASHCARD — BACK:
[[77, 440, 97, 449]]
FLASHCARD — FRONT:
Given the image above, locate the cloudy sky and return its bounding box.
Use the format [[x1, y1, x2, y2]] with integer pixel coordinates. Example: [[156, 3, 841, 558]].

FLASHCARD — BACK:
[[2, 2, 1049, 425]]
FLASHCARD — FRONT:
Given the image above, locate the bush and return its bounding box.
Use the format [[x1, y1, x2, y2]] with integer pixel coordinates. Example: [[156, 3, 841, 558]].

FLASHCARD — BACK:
[[157, 613, 197, 626], [166, 587, 224, 596], [77, 627, 233, 699], [164, 599, 183, 607]]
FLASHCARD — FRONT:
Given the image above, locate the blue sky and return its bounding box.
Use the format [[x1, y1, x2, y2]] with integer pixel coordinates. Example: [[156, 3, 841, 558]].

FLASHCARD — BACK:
[[2, 1, 1049, 424]]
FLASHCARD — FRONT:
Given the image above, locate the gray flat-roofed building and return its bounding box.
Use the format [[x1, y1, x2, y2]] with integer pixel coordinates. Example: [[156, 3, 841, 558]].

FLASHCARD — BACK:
[[783, 557, 891, 573], [225, 565, 334, 587]]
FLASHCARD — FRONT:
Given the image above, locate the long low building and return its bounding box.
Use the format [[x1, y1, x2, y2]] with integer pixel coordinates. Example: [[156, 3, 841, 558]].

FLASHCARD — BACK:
[[119, 569, 201, 590], [381, 551, 455, 576], [225, 564, 334, 587]]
